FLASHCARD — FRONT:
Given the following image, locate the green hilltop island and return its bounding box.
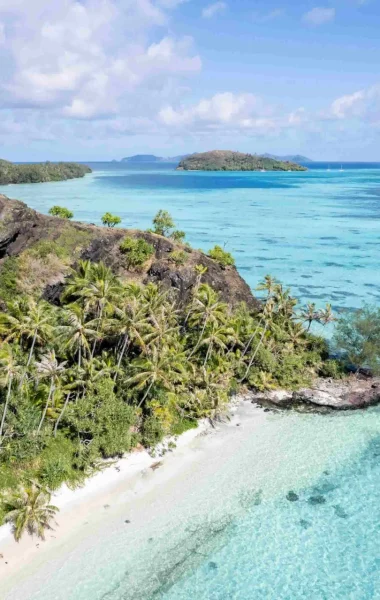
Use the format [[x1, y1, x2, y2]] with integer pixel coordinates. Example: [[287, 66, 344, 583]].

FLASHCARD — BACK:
[[177, 150, 308, 172], [0, 159, 92, 185]]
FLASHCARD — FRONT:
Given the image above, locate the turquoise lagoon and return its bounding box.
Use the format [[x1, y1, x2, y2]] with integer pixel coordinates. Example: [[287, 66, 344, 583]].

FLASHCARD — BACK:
[[1, 162, 380, 599], [2, 161, 380, 311]]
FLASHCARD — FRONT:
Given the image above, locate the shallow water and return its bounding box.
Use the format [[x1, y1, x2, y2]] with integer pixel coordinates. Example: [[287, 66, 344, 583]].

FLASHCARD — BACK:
[[1, 161, 380, 312], [4, 405, 380, 600]]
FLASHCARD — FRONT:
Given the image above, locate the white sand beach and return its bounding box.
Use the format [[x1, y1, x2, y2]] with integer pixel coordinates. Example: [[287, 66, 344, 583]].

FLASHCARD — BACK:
[[0, 400, 377, 600]]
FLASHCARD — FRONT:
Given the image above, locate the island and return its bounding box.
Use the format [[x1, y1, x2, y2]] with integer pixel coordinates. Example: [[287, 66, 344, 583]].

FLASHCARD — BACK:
[[121, 154, 188, 163], [177, 150, 308, 171], [0, 160, 92, 185]]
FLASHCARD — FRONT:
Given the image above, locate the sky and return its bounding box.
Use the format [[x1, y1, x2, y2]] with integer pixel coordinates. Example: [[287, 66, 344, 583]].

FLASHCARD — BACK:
[[0, 0, 379, 161]]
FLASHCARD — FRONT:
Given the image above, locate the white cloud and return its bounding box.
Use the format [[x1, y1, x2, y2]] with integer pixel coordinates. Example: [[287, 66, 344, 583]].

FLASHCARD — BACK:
[[202, 2, 226, 19], [303, 7, 335, 25], [0, 0, 201, 121], [328, 86, 380, 122]]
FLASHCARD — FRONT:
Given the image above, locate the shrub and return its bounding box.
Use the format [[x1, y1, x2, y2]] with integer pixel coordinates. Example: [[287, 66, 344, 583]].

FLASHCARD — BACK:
[[169, 250, 188, 265], [208, 245, 235, 267], [170, 230, 186, 243], [119, 236, 154, 269], [101, 212, 122, 228], [48, 206, 74, 219], [333, 306, 380, 373], [29, 240, 68, 260], [152, 210, 175, 237]]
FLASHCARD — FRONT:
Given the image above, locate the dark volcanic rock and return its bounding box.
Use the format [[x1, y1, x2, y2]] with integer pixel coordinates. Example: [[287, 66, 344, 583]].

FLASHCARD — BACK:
[[249, 376, 380, 412], [0, 194, 258, 309]]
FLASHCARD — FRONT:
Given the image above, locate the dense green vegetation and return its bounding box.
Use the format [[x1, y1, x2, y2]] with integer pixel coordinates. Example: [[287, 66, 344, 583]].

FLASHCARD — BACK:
[[0, 160, 91, 185], [333, 306, 380, 374], [208, 245, 235, 268], [119, 236, 154, 270], [177, 151, 308, 172], [0, 212, 339, 539], [48, 206, 74, 220]]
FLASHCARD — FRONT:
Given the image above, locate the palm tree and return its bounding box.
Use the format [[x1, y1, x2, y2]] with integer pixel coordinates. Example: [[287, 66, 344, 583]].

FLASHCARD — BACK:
[[318, 303, 336, 326], [35, 350, 67, 434], [198, 323, 234, 366], [0, 298, 32, 345], [3, 482, 59, 541], [62, 260, 93, 304], [127, 347, 187, 407], [0, 344, 23, 440], [58, 304, 97, 367], [184, 264, 208, 325], [188, 285, 227, 355], [256, 274, 278, 298], [240, 321, 269, 382], [300, 302, 319, 331], [111, 299, 150, 376]]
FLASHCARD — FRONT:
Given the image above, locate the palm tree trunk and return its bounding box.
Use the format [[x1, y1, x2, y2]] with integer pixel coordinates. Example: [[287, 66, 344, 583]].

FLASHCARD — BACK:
[[0, 375, 13, 439], [92, 305, 104, 357], [78, 346, 82, 369], [189, 317, 208, 358], [37, 381, 54, 434], [54, 393, 71, 437], [203, 341, 213, 367], [241, 322, 268, 382], [114, 334, 129, 381], [18, 330, 38, 390], [241, 316, 265, 360], [138, 380, 154, 408]]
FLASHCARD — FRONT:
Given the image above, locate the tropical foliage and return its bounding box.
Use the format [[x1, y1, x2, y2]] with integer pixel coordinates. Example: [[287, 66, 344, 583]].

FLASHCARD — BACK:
[[48, 206, 74, 220], [0, 215, 336, 539], [208, 245, 235, 267], [119, 236, 154, 269], [333, 306, 380, 374], [101, 213, 122, 228], [0, 160, 91, 184], [178, 151, 307, 172]]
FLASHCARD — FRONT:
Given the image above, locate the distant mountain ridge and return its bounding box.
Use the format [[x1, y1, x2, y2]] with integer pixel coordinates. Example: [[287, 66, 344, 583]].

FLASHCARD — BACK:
[[121, 154, 188, 163], [262, 153, 313, 163]]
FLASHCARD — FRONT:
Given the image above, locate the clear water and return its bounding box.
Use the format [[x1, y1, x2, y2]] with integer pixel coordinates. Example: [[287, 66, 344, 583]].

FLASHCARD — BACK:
[[1, 161, 380, 312], [5, 406, 380, 600], [1, 162, 380, 599]]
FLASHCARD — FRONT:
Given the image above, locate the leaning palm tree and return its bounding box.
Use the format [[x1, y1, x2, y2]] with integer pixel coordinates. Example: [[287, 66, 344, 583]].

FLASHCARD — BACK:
[[0, 343, 23, 440], [35, 350, 67, 434], [58, 304, 97, 367], [127, 347, 187, 407], [188, 284, 227, 355], [3, 482, 59, 541], [318, 303, 336, 326]]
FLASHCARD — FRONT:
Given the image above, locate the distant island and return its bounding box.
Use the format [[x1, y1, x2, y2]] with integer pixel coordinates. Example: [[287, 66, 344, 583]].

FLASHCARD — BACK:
[[121, 154, 188, 163], [177, 151, 308, 172], [0, 160, 92, 185], [262, 153, 313, 163]]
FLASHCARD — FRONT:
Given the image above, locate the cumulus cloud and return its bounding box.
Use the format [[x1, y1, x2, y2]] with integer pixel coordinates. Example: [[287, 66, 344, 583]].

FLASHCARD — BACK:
[[0, 0, 201, 124], [202, 2, 226, 19], [328, 86, 380, 122], [303, 7, 335, 25]]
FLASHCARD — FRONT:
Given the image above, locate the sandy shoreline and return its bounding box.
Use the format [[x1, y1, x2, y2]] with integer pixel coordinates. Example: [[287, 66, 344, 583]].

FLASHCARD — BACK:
[[1, 398, 374, 600], [0, 411, 223, 594]]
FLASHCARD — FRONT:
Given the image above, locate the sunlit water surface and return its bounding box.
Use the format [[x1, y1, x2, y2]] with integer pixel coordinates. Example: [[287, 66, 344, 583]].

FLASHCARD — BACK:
[[1, 162, 380, 599]]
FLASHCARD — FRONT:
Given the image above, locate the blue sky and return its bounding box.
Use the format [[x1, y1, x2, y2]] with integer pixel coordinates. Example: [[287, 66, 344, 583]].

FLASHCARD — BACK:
[[0, 0, 379, 160]]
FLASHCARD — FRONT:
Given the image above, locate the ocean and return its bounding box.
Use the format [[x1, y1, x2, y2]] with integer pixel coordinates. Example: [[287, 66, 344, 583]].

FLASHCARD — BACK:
[[1, 162, 380, 599]]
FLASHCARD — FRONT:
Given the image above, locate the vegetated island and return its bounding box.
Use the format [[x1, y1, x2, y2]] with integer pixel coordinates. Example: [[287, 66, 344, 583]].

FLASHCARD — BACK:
[[0, 160, 92, 185], [262, 153, 313, 163], [0, 194, 379, 543], [177, 150, 308, 171]]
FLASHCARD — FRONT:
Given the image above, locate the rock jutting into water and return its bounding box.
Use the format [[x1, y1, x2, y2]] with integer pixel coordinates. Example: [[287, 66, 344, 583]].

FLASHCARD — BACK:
[[250, 376, 380, 412]]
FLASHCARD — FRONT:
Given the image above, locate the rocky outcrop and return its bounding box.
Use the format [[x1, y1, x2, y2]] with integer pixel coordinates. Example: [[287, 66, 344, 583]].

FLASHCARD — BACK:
[[0, 194, 259, 309], [249, 377, 380, 412]]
